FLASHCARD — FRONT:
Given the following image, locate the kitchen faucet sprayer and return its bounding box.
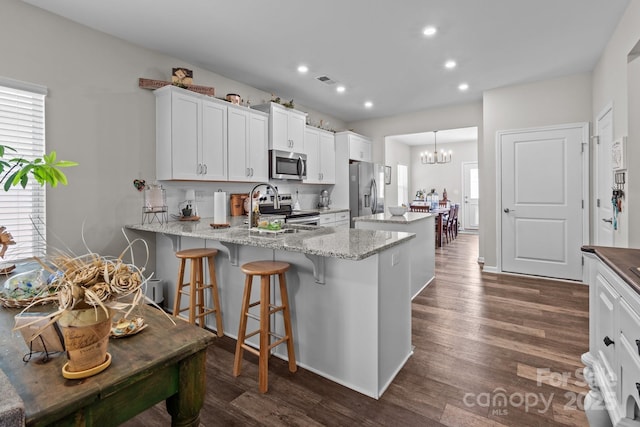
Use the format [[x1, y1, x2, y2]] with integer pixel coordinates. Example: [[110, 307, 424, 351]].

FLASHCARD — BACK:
[[248, 183, 280, 228]]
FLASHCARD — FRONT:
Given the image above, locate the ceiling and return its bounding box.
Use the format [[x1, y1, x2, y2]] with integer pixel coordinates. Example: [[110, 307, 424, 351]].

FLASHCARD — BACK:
[[387, 127, 477, 146], [23, 0, 629, 123]]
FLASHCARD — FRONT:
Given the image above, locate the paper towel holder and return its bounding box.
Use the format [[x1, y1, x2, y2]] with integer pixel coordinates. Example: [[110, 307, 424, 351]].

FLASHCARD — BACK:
[[213, 189, 228, 225]]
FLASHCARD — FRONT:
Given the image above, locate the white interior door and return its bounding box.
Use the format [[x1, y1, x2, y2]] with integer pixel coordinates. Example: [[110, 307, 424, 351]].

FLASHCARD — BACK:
[[595, 106, 614, 246], [499, 124, 587, 281], [462, 162, 479, 230]]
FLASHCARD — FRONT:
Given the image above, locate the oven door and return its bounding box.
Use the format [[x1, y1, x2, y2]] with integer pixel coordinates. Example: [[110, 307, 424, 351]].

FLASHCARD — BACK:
[[270, 150, 307, 180], [285, 215, 319, 226]]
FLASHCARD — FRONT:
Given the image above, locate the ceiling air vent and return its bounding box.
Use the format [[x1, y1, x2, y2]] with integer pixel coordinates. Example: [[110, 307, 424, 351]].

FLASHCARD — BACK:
[[316, 75, 336, 85]]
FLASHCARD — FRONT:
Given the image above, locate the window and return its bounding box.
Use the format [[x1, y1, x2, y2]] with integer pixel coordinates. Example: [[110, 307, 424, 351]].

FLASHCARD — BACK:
[[0, 78, 47, 262], [397, 164, 408, 206]]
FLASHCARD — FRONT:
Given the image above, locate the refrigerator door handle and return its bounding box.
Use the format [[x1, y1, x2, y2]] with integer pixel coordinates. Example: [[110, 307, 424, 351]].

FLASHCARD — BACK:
[[371, 179, 378, 213]]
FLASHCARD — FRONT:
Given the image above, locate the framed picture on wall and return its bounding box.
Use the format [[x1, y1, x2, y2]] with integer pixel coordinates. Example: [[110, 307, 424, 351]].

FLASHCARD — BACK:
[[611, 136, 627, 170], [384, 166, 391, 185]]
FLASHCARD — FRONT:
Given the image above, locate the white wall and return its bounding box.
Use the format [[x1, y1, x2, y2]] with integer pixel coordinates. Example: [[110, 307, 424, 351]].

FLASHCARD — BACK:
[[592, 0, 640, 247], [0, 0, 345, 273], [383, 139, 411, 207], [481, 73, 592, 269], [410, 139, 477, 206]]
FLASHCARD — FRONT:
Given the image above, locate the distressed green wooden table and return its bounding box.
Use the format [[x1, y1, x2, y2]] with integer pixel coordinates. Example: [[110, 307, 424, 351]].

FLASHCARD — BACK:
[[0, 304, 215, 426]]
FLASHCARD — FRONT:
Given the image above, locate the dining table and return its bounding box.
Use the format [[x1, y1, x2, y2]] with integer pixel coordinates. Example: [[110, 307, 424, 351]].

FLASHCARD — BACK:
[[430, 207, 451, 248]]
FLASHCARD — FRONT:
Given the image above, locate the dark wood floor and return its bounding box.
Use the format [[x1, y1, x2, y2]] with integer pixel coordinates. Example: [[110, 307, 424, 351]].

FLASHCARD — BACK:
[[124, 233, 590, 426]]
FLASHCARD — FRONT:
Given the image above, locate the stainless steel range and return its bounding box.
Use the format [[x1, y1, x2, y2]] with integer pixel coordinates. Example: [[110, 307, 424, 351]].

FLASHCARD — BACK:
[[258, 193, 320, 225]]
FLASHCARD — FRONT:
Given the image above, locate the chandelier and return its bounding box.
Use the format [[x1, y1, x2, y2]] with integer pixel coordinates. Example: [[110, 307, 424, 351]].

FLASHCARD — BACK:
[[420, 130, 452, 164]]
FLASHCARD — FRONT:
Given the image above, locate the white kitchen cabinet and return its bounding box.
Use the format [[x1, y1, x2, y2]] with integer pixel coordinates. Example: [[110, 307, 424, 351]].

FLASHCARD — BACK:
[[304, 126, 335, 184], [252, 102, 306, 152], [319, 210, 350, 228], [334, 211, 350, 228], [582, 249, 640, 427], [155, 85, 227, 181], [227, 105, 268, 182], [336, 131, 372, 162], [319, 212, 335, 226]]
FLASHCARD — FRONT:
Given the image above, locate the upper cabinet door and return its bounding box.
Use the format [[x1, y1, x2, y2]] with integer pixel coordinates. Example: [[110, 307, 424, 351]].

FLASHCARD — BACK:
[[304, 127, 321, 183], [271, 107, 290, 151], [287, 110, 306, 153], [227, 106, 250, 181], [201, 99, 227, 180], [319, 130, 336, 184], [249, 112, 269, 182], [156, 86, 228, 181], [253, 102, 307, 152], [170, 91, 201, 180]]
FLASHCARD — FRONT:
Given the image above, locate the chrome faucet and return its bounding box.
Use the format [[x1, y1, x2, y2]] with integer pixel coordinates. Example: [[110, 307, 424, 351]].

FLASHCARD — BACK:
[[248, 183, 280, 228]]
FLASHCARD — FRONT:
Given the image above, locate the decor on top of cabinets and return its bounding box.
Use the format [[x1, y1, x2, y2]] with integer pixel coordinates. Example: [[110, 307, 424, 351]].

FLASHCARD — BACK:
[[139, 78, 215, 97], [252, 102, 307, 153], [155, 85, 227, 181], [304, 126, 335, 184], [171, 67, 193, 87]]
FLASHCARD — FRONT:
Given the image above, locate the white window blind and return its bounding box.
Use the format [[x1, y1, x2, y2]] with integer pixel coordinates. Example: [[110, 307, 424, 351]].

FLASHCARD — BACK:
[[0, 81, 47, 262]]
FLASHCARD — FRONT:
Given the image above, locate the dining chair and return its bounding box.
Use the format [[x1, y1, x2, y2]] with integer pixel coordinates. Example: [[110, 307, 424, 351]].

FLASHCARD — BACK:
[[443, 205, 456, 243], [452, 204, 460, 238]]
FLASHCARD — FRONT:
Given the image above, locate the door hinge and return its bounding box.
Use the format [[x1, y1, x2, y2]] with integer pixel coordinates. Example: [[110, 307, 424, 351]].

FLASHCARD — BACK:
[[597, 199, 600, 208]]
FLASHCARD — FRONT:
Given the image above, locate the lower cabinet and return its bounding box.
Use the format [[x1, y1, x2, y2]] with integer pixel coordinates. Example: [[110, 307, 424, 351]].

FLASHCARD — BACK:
[[319, 211, 349, 228], [583, 252, 640, 426]]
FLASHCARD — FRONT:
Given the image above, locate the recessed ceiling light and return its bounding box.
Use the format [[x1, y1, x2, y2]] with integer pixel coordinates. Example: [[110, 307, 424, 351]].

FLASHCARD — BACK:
[[445, 60, 457, 69], [336, 85, 346, 93], [364, 101, 373, 108], [297, 65, 309, 74], [458, 83, 469, 91], [423, 26, 437, 37]]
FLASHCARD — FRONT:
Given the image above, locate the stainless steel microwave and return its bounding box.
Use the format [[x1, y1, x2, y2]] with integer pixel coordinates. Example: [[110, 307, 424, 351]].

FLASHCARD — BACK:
[[269, 150, 307, 180]]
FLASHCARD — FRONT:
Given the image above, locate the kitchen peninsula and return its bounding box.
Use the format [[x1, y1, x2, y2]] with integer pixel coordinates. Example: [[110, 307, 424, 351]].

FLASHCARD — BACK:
[[354, 211, 435, 298], [127, 218, 415, 398]]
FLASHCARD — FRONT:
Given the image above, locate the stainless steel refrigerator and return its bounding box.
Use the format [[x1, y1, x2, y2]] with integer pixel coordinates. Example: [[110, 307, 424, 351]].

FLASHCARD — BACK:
[[348, 161, 385, 227]]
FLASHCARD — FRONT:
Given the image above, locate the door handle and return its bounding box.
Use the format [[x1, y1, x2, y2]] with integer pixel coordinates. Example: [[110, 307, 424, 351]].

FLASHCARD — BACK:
[[602, 218, 613, 223], [504, 208, 515, 213]]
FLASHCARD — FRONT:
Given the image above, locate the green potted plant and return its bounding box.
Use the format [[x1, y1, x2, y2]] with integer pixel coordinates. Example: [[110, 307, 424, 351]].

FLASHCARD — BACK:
[[0, 144, 77, 191]]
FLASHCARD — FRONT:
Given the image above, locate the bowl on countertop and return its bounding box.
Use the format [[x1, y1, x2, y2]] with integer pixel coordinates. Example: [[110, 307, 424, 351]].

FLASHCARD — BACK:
[[388, 206, 407, 216]]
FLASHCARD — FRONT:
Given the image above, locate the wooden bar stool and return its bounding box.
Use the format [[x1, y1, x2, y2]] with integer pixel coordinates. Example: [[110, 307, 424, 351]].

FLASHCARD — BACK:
[[173, 248, 224, 336], [233, 260, 297, 393]]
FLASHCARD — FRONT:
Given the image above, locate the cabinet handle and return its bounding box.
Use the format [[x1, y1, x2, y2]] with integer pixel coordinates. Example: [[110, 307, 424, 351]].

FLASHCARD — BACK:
[[636, 339, 640, 356], [250, 168, 254, 177], [603, 336, 614, 347], [636, 383, 640, 399], [197, 163, 202, 174], [246, 168, 250, 177], [203, 164, 207, 175]]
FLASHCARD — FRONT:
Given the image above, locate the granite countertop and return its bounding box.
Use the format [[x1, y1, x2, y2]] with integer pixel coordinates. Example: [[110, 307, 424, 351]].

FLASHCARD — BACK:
[[317, 207, 350, 214], [582, 245, 640, 295], [353, 212, 433, 224], [126, 217, 414, 261]]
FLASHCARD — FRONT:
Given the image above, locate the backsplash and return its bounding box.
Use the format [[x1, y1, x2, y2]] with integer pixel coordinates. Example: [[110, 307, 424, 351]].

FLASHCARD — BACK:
[[154, 181, 336, 218]]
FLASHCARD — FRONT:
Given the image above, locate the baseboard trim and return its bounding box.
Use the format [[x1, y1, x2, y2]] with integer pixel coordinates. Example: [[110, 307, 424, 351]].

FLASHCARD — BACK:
[[482, 265, 498, 273]]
